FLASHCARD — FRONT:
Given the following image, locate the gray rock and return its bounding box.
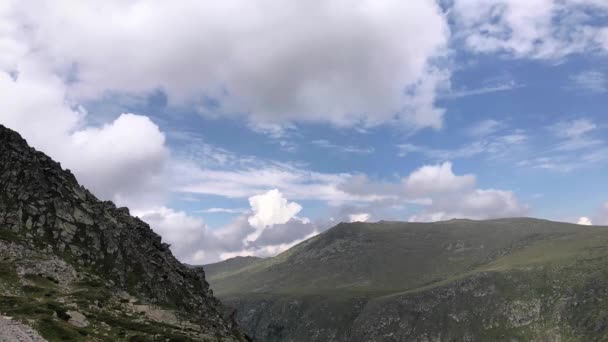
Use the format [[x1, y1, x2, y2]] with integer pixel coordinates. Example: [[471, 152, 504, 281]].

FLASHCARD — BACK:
[[66, 311, 89, 328]]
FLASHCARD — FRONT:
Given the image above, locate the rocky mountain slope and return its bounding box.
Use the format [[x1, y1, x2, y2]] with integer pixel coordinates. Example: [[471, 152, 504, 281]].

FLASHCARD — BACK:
[[205, 219, 608, 341], [0, 124, 248, 341]]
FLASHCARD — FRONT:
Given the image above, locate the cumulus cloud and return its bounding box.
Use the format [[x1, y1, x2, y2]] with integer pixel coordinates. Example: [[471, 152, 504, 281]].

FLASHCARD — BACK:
[[451, 0, 608, 59], [134, 207, 214, 263], [577, 217, 593, 225], [409, 189, 528, 222], [247, 189, 303, 241], [0, 61, 169, 208], [349, 213, 371, 222], [404, 162, 475, 197], [68, 114, 168, 205], [248, 190, 303, 230], [404, 163, 527, 221], [337, 162, 528, 222], [4, 0, 451, 130], [138, 189, 320, 264]]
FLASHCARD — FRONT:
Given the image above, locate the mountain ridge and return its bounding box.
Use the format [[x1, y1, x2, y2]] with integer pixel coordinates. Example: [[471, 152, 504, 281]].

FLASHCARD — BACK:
[[205, 218, 608, 341], [0, 124, 248, 341]]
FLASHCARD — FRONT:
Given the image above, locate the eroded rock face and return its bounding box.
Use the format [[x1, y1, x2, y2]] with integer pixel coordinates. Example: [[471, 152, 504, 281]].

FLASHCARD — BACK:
[[0, 124, 247, 341]]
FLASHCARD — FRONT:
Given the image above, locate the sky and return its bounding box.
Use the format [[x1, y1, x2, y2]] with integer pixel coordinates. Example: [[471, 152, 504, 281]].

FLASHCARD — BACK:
[[1, 0, 608, 264]]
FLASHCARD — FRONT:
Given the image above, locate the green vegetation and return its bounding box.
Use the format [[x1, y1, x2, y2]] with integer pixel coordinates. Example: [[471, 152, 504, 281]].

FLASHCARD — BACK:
[[205, 218, 608, 341], [206, 218, 599, 297]]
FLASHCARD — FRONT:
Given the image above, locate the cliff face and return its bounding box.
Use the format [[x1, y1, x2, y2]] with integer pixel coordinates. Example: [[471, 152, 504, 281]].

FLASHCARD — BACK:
[[0, 124, 248, 341]]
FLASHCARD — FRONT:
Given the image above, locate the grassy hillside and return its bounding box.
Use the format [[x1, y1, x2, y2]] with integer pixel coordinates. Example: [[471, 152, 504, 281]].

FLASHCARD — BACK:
[[205, 256, 263, 281], [204, 218, 608, 341], [206, 218, 599, 296]]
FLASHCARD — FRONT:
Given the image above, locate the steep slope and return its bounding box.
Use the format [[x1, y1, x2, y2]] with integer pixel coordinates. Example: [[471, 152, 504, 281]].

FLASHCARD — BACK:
[[0, 124, 248, 341], [204, 257, 263, 281], [206, 219, 608, 341]]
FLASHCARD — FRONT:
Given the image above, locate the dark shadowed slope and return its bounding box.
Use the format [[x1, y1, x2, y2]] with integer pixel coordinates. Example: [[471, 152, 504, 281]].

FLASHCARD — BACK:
[[206, 218, 608, 341], [0, 124, 248, 341]]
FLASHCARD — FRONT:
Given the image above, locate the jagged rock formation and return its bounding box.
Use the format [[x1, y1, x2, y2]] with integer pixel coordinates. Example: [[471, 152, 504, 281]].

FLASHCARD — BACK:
[[0, 124, 248, 341], [206, 219, 608, 341]]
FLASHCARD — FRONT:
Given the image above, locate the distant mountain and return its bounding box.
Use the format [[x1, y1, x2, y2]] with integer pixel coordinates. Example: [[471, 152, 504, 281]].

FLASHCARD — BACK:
[[0, 124, 249, 341], [205, 256, 264, 280], [205, 218, 608, 341]]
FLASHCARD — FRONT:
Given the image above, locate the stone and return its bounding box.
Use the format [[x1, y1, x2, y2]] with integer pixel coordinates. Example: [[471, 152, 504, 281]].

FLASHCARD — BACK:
[[66, 311, 89, 328]]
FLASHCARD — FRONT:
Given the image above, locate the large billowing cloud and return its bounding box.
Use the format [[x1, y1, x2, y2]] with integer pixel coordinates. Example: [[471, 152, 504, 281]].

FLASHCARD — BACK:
[[3, 0, 450, 130], [248, 190, 303, 230], [67, 114, 168, 205], [138, 189, 318, 264], [0, 60, 169, 208]]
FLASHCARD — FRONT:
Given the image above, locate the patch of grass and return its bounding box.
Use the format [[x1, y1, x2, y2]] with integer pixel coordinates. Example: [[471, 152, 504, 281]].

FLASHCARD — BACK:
[[47, 302, 70, 321], [0, 262, 18, 283], [90, 311, 193, 341], [75, 278, 104, 288], [37, 317, 85, 341], [21, 284, 46, 295], [0, 228, 22, 242]]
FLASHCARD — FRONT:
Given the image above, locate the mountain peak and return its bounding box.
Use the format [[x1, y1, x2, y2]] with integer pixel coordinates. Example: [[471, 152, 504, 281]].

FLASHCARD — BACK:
[[0, 124, 247, 340]]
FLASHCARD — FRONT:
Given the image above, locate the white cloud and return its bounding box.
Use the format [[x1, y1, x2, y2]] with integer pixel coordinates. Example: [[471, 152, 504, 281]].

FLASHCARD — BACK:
[[398, 131, 527, 161], [336, 161, 528, 222], [518, 118, 606, 172], [577, 216, 593, 225], [200, 208, 249, 214], [68, 114, 168, 206], [0, 62, 169, 208], [247, 189, 303, 241], [571, 70, 607, 93], [444, 81, 521, 99], [409, 188, 528, 222], [548, 118, 603, 152], [404, 162, 476, 196], [137, 189, 320, 264], [172, 160, 384, 205], [467, 119, 504, 137], [551, 118, 597, 139], [452, 0, 608, 59], [5, 0, 451, 130], [348, 213, 371, 222], [312, 139, 374, 154], [135, 207, 213, 262], [403, 163, 528, 221]]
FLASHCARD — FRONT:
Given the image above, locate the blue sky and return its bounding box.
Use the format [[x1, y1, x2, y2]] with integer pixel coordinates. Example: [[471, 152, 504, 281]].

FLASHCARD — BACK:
[[2, 0, 608, 263]]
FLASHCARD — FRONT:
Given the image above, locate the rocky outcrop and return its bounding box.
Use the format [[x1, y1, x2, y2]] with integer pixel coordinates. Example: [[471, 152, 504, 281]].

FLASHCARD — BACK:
[[0, 124, 247, 341]]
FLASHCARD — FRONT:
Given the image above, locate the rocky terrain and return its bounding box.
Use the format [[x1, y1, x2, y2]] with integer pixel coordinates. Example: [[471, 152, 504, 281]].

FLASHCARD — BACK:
[[206, 219, 608, 341], [0, 124, 248, 341]]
